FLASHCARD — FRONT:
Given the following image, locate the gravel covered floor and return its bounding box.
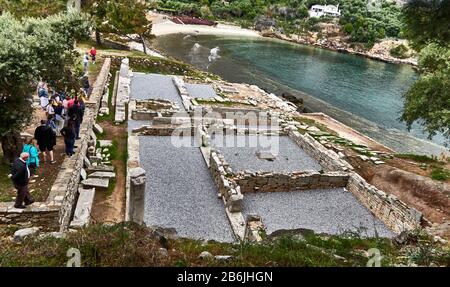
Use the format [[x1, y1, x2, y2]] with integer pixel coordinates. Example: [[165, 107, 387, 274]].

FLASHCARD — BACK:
[[211, 135, 323, 172], [186, 83, 217, 99], [242, 188, 394, 238], [131, 73, 183, 106], [139, 136, 235, 242]]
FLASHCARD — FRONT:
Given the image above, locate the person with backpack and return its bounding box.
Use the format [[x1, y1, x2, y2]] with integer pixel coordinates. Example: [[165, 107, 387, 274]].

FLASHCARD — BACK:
[[22, 138, 40, 177]]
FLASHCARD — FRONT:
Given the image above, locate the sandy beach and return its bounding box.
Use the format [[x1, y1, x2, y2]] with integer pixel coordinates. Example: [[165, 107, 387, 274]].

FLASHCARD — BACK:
[[149, 13, 261, 38]]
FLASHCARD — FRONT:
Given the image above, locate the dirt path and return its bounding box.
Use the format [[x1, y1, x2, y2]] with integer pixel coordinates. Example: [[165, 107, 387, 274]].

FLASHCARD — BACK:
[[91, 122, 127, 223]]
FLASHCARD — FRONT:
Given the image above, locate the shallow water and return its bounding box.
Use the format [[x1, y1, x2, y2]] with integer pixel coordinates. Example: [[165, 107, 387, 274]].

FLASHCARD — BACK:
[[154, 34, 448, 156]]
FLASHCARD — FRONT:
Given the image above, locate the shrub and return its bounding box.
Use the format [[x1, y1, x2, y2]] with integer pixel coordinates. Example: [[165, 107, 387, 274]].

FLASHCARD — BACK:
[[390, 44, 410, 59], [344, 22, 353, 34]]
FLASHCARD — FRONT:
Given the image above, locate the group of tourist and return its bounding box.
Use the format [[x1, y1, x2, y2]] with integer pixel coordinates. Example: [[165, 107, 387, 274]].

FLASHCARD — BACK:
[[11, 75, 92, 209], [37, 79, 89, 158]]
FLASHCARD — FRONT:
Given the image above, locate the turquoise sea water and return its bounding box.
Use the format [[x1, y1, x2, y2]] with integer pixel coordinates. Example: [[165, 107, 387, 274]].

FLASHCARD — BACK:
[[154, 34, 448, 155]]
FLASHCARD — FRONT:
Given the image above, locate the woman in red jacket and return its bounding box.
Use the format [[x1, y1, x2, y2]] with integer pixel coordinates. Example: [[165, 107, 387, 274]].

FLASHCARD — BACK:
[[89, 47, 97, 64]]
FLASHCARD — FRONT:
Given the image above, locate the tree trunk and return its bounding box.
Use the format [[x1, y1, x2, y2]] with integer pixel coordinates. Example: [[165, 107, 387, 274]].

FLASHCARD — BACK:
[[0, 132, 23, 165], [95, 30, 102, 46], [140, 34, 147, 54]]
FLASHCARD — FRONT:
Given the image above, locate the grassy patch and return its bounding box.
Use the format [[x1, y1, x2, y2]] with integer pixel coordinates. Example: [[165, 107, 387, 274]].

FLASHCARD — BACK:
[[124, 56, 220, 81], [195, 99, 255, 108], [0, 160, 14, 202], [430, 168, 450, 181], [395, 153, 440, 164], [293, 117, 335, 135], [1, 223, 447, 267]]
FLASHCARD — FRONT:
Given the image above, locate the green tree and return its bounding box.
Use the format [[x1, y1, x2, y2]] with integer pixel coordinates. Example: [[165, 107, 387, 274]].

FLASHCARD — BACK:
[[81, 0, 109, 45], [400, 0, 450, 144], [402, 0, 450, 50], [0, 12, 89, 163], [105, 0, 152, 54], [0, 0, 67, 17]]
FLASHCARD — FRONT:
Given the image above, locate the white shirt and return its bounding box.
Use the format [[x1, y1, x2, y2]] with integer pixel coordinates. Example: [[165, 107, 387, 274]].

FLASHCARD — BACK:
[[46, 104, 55, 115]]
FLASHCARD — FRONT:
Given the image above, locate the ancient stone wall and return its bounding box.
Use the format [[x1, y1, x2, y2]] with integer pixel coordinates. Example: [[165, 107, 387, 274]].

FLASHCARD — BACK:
[[346, 172, 424, 234], [235, 171, 349, 193], [288, 130, 353, 172], [115, 58, 130, 123], [0, 203, 59, 230], [57, 59, 112, 231], [209, 150, 243, 213]]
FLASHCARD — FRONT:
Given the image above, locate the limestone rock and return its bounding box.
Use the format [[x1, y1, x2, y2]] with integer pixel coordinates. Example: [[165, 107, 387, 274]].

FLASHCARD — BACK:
[[98, 140, 113, 148], [214, 255, 233, 261], [82, 178, 109, 189], [157, 248, 169, 258], [80, 168, 87, 181], [199, 251, 214, 260], [13, 227, 40, 242], [39, 232, 66, 240], [87, 165, 115, 173], [88, 171, 116, 179], [93, 123, 104, 134]]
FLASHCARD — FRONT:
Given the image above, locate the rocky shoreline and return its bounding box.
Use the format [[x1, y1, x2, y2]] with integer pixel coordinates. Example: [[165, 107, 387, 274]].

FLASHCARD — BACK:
[[261, 31, 418, 67]]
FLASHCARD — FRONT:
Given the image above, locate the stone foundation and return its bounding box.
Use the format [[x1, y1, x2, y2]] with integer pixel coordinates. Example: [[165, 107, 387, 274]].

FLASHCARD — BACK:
[[346, 172, 424, 234], [235, 171, 349, 193], [288, 130, 353, 172]]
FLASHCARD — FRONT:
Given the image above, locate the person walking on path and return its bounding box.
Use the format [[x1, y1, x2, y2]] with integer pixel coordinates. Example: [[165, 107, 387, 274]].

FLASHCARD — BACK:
[[60, 121, 76, 157], [46, 99, 55, 117], [34, 120, 56, 164], [83, 52, 89, 74], [68, 100, 83, 139], [22, 138, 39, 178], [54, 102, 65, 136], [82, 76, 90, 96], [11, 153, 34, 209], [89, 47, 97, 64]]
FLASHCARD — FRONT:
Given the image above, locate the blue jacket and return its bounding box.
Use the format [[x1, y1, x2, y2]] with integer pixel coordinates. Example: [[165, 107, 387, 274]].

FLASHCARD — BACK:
[[22, 144, 39, 167]]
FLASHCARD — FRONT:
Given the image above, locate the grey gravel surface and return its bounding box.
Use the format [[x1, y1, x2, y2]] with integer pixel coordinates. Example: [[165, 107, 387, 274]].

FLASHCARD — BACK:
[[211, 135, 323, 172], [131, 73, 183, 106], [139, 136, 235, 242], [186, 83, 218, 99], [242, 188, 394, 238]]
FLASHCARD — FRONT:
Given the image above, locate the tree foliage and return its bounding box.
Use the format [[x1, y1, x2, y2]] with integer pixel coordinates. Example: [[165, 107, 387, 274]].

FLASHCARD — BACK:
[[400, 0, 450, 144], [0, 0, 67, 18], [155, 0, 403, 45], [402, 0, 450, 51], [82, 0, 152, 51]]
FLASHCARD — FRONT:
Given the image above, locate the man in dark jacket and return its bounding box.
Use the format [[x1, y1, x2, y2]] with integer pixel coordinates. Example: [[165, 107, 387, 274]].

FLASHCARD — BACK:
[[68, 101, 83, 139], [34, 120, 56, 163], [11, 153, 34, 209]]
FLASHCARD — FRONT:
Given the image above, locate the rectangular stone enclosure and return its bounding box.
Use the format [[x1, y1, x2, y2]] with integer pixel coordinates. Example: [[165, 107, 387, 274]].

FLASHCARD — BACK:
[[139, 136, 235, 242], [242, 188, 394, 238], [131, 73, 183, 106], [211, 135, 323, 173]]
